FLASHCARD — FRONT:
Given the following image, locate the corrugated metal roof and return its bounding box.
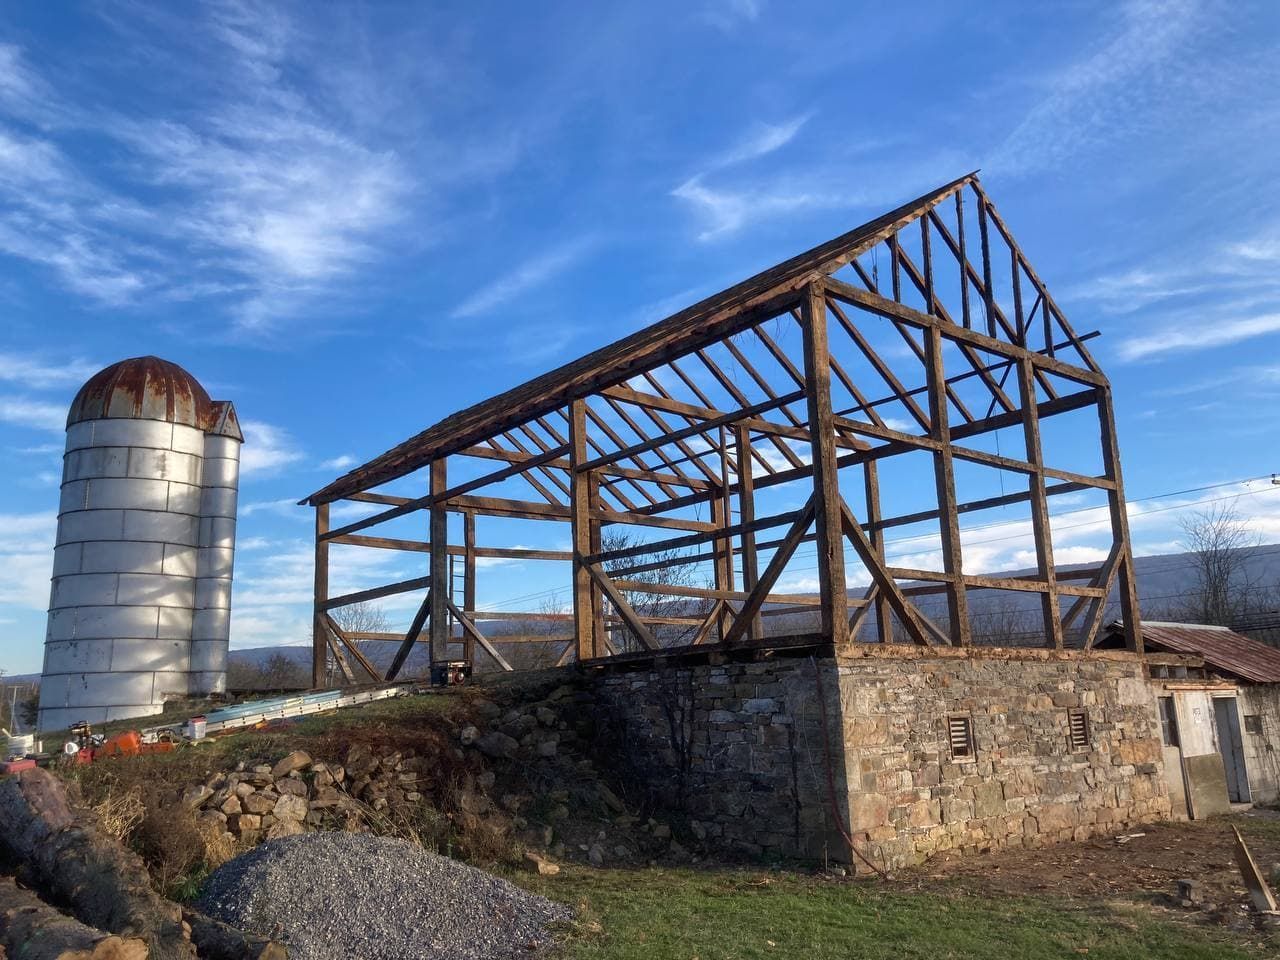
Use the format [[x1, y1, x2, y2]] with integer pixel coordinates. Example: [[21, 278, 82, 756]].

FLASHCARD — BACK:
[[1127, 621, 1280, 684]]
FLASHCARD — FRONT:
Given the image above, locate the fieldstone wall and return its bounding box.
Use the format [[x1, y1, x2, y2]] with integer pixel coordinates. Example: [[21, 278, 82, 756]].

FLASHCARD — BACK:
[[587, 646, 1172, 871]]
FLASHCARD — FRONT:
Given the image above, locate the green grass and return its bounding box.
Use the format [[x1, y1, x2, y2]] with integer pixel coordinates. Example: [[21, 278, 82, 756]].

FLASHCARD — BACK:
[[511, 867, 1273, 960]]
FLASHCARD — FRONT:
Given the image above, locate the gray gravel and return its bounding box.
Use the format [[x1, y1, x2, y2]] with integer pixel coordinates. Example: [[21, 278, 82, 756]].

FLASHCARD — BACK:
[[196, 832, 571, 960]]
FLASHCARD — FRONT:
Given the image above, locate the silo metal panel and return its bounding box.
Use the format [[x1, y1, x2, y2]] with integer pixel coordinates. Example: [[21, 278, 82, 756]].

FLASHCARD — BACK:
[[157, 606, 194, 639], [166, 481, 203, 516], [199, 487, 237, 518], [36, 674, 71, 707], [195, 578, 231, 610], [122, 510, 199, 545], [161, 543, 198, 577], [104, 704, 161, 722], [190, 640, 228, 672], [80, 540, 164, 575], [42, 639, 113, 674], [201, 457, 239, 488], [115, 573, 194, 608], [64, 421, 96, 452], [59, 480, 89, 513], [41, 706, 110, 729], [204, 435, 241, 460], [110, 638, 190, 672], [52, 543, 83, 577], [151, 670, 189, 701], [197, 546, 235, 580], [192, 607, 229, 638], [171, 423, 205, 456], [91, 419, 173, 450], [87, 477, 170, 512], [200, 516, 237, 550], [189, 672, 227, 696], [68, 446, 129, 480], [57, 509, 125, 544], [72, 605, 160, 640], [129, 448, 201, 484], [51, 574, 118, 610], [77, 671, 157, 705]]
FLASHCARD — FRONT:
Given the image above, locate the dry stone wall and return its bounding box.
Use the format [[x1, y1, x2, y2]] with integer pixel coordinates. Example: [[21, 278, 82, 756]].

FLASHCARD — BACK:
[[587, 647, 1172, 871]]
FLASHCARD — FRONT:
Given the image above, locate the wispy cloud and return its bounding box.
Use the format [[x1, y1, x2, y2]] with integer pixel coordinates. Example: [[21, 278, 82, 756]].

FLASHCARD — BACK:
[[714, 114, 811, 170], [0, 396, 67, 433], [702, 0, 765, 33], [450, 238, 594, 319], [0, 350, 100, 390], [672, 177, 862, 241], [1118, 312, 1280, 361], [320, 454, 357, 471], [239, 419, 305, 474]]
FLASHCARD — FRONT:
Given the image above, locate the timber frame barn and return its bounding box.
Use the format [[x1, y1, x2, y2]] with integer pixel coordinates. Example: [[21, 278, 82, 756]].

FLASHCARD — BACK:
[[302, 172, 1142, 686]]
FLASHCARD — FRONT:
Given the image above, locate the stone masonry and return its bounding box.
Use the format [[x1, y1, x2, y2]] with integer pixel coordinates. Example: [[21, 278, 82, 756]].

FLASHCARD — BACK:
[[588, 645, 1171, 871]]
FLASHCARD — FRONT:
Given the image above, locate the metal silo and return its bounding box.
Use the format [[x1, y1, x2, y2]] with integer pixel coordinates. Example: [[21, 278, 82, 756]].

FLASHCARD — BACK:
[[37, 357, 244, 731]]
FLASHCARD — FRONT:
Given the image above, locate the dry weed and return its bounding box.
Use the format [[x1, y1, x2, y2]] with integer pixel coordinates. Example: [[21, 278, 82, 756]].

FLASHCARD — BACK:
[[92, 785, 146, 842]]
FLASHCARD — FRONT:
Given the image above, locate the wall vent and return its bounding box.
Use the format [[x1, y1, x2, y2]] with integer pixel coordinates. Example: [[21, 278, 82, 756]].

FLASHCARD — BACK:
[[1067, 709, 1090, 751], [948, 715, 975, 760]]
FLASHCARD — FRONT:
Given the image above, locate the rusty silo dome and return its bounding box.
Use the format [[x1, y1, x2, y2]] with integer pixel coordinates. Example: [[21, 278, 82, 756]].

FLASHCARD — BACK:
[[67, 355, 214, 429]]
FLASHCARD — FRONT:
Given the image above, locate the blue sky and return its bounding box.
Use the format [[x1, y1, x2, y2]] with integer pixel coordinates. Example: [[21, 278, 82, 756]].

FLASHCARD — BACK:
[[2, 0, 1279, 675]]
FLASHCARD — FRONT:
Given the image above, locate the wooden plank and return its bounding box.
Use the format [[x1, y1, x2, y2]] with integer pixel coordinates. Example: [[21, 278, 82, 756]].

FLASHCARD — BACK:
[[592, 508, 717, 533], [319, 615, 356, 683], [321, 575, 432, 611], [325, 614, 383, 682], [585, 506, 805, 565], [722, 498, 816, 646], [735, 424, 762, 642], [1017, 357, 1063, 648], [864, 461, 893, 644], [385, 590, 430, 681], [447, 495, 572, 521], [429, 459, 449, 666], [312, 503, 329, 687], [463, 511, 476, 665], [445, 597, 514, 671], [570, 399, 595, 662], [800, 282, 849, 644], [1096, 386, 1141, 651], [838, 501, 932, 646], [924, 325, 971, 645]]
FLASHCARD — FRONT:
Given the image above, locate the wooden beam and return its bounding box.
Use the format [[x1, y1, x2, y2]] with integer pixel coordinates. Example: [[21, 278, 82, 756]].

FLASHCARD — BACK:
[[312, 503, 329, 687], [429, 459, 449, 666], [324, 614, 383, 682], [838, 501, 932, 646], [385, 591, 430, 681], [321, 575, 433, 611], [570, 399, 595, 662], [1017, 357, 1063, 649], [800, 282, 849, 644], [1097, 386, 1142, 652], [925, 324, 971, 645], [463, 511, 476, 665], [445, 596, 514, 671], [735, 424, 761, 642], [586, 563, 659, 650], [722, 499, 815, 646]]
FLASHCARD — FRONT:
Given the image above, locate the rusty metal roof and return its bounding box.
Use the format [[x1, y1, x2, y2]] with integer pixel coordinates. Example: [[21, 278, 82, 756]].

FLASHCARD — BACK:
[[302, 172, 980, 506], [68, 356, 243, 440], [1126, 621, 1280, 684]]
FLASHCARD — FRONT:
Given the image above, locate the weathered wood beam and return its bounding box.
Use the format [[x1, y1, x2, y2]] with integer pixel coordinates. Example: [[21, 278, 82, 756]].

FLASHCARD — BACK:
[[385, 590, 430, 681], [312, 503, 329, 687], [722, 498, 815, 646], [428, 459, 449, 666]]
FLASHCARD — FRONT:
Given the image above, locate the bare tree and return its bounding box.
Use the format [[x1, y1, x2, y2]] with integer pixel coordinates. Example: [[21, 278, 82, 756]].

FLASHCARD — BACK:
[[1176, 503, 1266, 626], [599, 529, 714, 652], [328, 602, 390, 684]]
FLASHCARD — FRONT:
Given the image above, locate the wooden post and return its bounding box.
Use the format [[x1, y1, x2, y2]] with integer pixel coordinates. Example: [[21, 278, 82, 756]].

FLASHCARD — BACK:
[[312, 503, 330, 687], [570, 399, 596, 661], [924, 325, 972, 645], [1097, 386, 1142, 651], [713, 425, 734, 640], [429, 459, 450, 667], [462, 511, 476, 665], [734, 424, 762, 643], [1017, 358, 1063, 649], [863, 460, 893, 644], [800, 283, 849, 646]]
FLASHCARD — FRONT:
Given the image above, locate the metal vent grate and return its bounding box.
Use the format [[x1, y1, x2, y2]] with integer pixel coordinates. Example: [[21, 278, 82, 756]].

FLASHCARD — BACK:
[[1068, 709, 1090, 751], [948, 715, 974, 759]]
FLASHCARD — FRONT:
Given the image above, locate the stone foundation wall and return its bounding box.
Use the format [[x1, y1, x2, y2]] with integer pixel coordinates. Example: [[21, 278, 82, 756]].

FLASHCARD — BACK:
[[588, 646, 1172, 870], [835, 647, 1171, 870]]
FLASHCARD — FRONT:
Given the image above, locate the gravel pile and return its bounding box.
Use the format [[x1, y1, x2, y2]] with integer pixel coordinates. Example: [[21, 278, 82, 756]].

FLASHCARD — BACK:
[[197, 832, 572, 960]]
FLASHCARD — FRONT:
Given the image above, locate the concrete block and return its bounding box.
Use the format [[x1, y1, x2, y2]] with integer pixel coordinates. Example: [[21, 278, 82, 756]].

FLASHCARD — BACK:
[[87, 477, 169, 512], [157, 606, 194, 640], [72, 605, 159, 641], [80, 540, 165, 575], [57, 509, 124, 544], [52, 543, 83, 577], [51, 573, 118, 609], [128, 448, 202, 485], [191, 639, 229, 673], [162, 543, 198, 577], [92, 419, 173, 450], [167, 481, 203, 516], [59, 479, 89, 513], [192, 607, 230, 640], [42, 639, 113, 674], [115, 573, 194, 608], [111, 638, 191, 672], [196, 578, 232, 610], [122, 509, 200, 545], [170, 423, 205, 456], [197, 546, 235, 579], [201, 456, 239, 489], [200, 487, 237, 519], [203, 434, 241, 460]]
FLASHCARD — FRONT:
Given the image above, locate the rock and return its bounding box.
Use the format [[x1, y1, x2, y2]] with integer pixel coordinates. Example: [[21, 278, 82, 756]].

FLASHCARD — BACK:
[[229, 813, 261, 833], [219, 794, 242, 816], [253, 764, 272, 776], [197, 809, 228, 830], [597, 784, 625, 814], [588, 843, 605, 867], [549, 805, 569, 821], [535, 738, 558, 758], [311, 785, 342, 806], [277, 778, 308, 798], [265, 818, 306, 840], [652, 823, 671, 840], [476, 731, 519, 760], [274, 794, 309, 822], [668, 840, 689, 861], [613, 845, 630, 858], [535, 706, 557, 727], [476, 770, 496, 790], [459, 725, 480, 746], [546, 685, 574, 702], [233, 782, 256, 799], [523, 851, 560, 876], [242, 792, 275, 816], [272, 750, 313, 779], [182, 784, 214, 809], [473, 699, 502, 720]]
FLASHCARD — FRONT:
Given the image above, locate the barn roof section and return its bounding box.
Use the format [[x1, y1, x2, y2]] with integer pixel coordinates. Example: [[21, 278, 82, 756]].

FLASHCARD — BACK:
[[303, 171, 980, 506], [1116, 620, 1280, 684]]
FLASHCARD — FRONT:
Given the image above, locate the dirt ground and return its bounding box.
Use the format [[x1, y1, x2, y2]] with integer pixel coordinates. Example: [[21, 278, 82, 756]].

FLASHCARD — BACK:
[[894, 810, 1280, 918]]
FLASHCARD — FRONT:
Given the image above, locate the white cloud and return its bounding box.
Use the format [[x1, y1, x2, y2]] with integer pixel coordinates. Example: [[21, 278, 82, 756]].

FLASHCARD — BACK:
[[0, 396, 67, 433], [703, 0, 765, 32], [0, 511, 56, 610], [239, 419, 305, 474], [320, 454, 357, 471], [672, 177, 862, 241], [0, 350, 100, 390], [1118, 312, 1280, 361], [450, 239, 594, 319], [715, 114, 811, 169]]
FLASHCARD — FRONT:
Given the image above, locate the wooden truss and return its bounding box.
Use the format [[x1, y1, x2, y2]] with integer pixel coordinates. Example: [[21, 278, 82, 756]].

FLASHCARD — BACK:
[[302, 173, 1142, 684]]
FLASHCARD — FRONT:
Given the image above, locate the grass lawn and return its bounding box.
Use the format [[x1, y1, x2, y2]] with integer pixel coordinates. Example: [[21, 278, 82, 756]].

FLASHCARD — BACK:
[[512, 866, 1274, 960]]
